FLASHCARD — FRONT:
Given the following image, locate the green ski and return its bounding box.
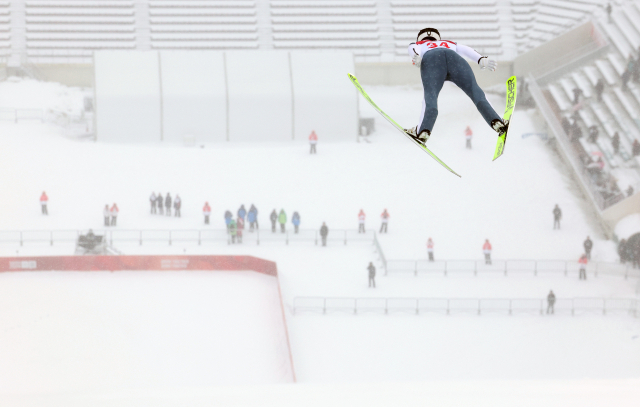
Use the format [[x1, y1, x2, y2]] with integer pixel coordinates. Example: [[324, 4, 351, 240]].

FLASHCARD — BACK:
[[493, 75, 517, 161], [348, 73, 461, 178]]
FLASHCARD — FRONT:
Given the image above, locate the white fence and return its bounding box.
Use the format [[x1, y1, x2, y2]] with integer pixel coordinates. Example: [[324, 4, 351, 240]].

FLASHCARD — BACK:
[[0, 108, 45, 123], [0, 228, 375, 247], [385, 259, 640, 280], [293, 297, 639, 317]]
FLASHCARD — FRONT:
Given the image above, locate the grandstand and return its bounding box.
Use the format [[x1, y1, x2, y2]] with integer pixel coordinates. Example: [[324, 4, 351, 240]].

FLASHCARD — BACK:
[[0, 0, 615, 66]]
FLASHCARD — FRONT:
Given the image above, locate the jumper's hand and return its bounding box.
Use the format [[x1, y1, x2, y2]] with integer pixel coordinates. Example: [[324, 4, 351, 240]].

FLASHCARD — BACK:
[[411, 53, 422, 68], [479, 57, 498, 71]]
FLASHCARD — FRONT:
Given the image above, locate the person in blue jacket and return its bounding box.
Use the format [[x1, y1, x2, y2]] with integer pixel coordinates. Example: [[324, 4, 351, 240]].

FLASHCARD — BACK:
[[248, 204, 258, 231], [292, 211, 301, 233], [238, 204, 247, 221]]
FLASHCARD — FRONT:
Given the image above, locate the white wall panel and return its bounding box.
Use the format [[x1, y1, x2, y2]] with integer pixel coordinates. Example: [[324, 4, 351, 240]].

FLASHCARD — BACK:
[[290, 51, 357, 141], [95, 51, 161, 143], [225, 51, 292, 141], [160, 51, 227, 143]]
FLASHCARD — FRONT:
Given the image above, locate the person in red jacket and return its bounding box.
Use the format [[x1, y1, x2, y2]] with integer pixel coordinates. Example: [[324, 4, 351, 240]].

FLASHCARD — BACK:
[[578, 254, 588, 280], [427, 237, 434, 261], [358, 209, 366, 233], [483, 239, 492, 265], [110, 203, 119, 226], [464, 126, 473, 149], [309, 130, 318, 154], [203, 202, 211, 225], [40, 191, 48, 215], [380, 209, 389, 233]]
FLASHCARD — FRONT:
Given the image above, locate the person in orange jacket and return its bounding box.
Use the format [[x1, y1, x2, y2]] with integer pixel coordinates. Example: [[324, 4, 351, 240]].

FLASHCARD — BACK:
[[203, 202, 211, 225], [483, 239, 492, 265], [309, 130, 318, 154], [358, 209, 366, 233], [40, 191, 48, 215], [578, 254, 588, 280], [380, 209, 390, 233], [110, 203, 119, 226]]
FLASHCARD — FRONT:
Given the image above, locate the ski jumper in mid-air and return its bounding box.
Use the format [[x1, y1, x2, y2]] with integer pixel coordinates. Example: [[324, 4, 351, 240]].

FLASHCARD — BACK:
[[404, 28, 508, 144]]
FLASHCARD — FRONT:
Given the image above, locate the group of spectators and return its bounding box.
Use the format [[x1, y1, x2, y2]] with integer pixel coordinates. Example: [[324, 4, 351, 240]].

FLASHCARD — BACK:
[[422, 238, 494, 264], [150, 192, 182, 217], [357, 209, 390, 233], [102, 204, 119, 226]]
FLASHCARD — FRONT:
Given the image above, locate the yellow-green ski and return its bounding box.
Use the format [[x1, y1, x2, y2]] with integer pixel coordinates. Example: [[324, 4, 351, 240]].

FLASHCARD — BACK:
[[493, 76, 517, 161], [347, 73, 461, 178]]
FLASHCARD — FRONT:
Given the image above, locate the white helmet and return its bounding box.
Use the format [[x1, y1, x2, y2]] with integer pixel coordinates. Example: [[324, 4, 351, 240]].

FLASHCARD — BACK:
[[417, 28, 441, 42]]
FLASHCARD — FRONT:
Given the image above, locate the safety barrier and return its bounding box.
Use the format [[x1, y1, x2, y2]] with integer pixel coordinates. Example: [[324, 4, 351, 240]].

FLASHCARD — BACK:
[[385, 259, 640, 280], [293, 296, 639, 317], [0, 228, 375, 247]]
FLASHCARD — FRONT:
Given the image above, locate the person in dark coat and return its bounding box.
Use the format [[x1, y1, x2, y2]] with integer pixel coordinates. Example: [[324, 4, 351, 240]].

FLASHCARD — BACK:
[[165, 193, 172, 216], [583, 236, 593, 260], [174, 194, 181, 217], [612, 132, 620, 155], [553, 204, 562, 229], [270, 209, 278, 233], [618, 238, 627, 263], [238, 204, 247, 221], [547, 290, 556, 314], [156, 192, 164, 215], [248, 204, 258, 231], [594, 78, 604, 102], [572, 87, 583, 105], [292, 211, 301, 233], [320, 222, 328, 246], [632, 139, 640, 156], [627, 185, 634, 197], [224, 210, 233, 229], [587, 125, 599, 143], [368, 262, 376, 288], [561, 116, 571, 136]]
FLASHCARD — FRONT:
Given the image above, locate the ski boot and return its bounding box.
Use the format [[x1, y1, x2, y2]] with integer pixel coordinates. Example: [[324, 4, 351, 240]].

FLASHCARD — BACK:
[[491, 118, 509, 135], [404, 126, 431, 145]]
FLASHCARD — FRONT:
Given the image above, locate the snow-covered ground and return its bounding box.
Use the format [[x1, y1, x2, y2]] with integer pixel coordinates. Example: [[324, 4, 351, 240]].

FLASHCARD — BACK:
[[1, 78, 639, 405], [0, 270, 292, 395]]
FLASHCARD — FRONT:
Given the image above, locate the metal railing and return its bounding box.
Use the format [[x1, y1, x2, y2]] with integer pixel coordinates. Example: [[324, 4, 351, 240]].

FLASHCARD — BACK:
[[0, 108, 45, 123], [386, 259, 640, 279], [0, 228, 376, 247], [293, 296, 639, 317]]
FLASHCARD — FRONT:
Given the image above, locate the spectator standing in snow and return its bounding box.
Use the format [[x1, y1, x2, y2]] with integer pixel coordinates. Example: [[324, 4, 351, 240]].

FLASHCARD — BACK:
[[583, 236, 593, 260], [553, 204, 562, 229], [203, 202, 211, 225], [483, 239, 492, 265], [150, 192, 157, 214], [380, 209, 389, 233], [278, 209, 287, 233], [309, 130, 318, 154], [578, 254, 588, 280], [292, 211, 301, 233], [320, 222, 328, 246], [270, 209, 278, 233], [228, 219, 237, 244], [224, 210, 233, 229], [110, 203, 119, 226], [165, 193, 172, 216], [633, 139, 640, 157], [358, 209, 366, 233], [157, 192, 164, 215], [248, 204, 258, 231], [587, 126, 598, 143], [464, 126, 473, 149], [174, 195, 181, 217], [547, 290, 556, 314], [427, 238, 434, 261], [368, 262, 376, 288], [572, 87, 583, 105], [103, 204, 110, 227], [594, 79, 604, 102], [618, 239, 627, 263], [40, 191, 48, 215], [238, 204, 246, 222], [612, 132, 620, 155], [606, 3, 612, 23], [627, 185, 634, 197], [237, 217, 244, 244]]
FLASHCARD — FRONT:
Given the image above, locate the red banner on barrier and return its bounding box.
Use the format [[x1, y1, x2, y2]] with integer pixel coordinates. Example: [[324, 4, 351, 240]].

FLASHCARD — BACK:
[[0, 255, 277, 276]]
